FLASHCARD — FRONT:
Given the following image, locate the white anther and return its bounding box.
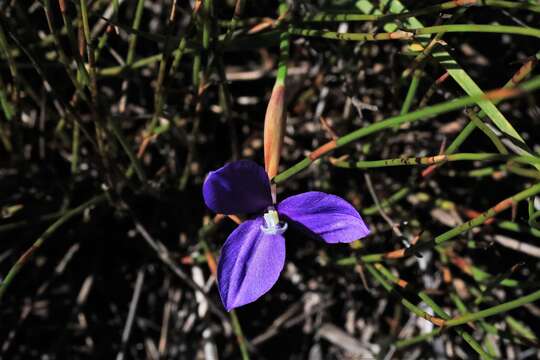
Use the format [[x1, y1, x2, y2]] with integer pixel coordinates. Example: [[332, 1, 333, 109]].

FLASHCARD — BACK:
[[260, 207, 288, 235]]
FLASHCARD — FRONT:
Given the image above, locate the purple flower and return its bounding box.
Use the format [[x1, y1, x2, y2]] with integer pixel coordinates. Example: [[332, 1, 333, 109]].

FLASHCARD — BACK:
[[202, 160, 370, 311]]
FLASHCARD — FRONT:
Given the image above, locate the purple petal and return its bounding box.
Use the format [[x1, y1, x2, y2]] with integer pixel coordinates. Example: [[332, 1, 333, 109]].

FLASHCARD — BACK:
[[218, 217, 286, 311], [203, 160, 272, 215], [278, 191, 370, 244]]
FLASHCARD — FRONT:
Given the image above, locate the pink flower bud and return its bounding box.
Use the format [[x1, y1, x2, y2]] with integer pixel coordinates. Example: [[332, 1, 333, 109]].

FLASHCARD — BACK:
[[263, 84, 286, 179]]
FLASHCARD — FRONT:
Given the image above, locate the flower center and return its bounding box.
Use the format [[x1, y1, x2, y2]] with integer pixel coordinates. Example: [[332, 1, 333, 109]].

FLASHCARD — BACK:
[[260, 206, 288, 235]]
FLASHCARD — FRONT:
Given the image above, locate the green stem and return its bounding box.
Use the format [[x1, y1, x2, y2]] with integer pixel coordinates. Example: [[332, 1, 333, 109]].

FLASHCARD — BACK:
[[274, 74, 540, 184], [400, 70, 421, 114], [337, 182, 540, 265], [445, 288, 540, 328], [59, 3, 90, 86], [230, 310, 250, 360], [365, 264, 445, 326], [109, 118, 147, 182], [276, 29, 290, 86], [126, 0, 146, 66], [465, 110, 508, 154], [356, 0, 530, 155], [290, 27, 413, 41], [415, 24, 540, 39], [363, 187, 411, 215], [0, 195, 107, 302], [302, 1, 540, 24], [43, 0, 88, 101], [71, 122, 80, 174], [291, 25, 540, 43], [302, 13, 379, 22], [395, 328, 442, 349], [432, 182, 540, 246], [331, 153, 539, 169], [376, 264, 493, 359]]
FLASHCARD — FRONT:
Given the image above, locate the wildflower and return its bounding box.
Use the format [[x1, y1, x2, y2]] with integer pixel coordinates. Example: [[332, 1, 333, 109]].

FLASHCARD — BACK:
[[202, 160, 370, 311]]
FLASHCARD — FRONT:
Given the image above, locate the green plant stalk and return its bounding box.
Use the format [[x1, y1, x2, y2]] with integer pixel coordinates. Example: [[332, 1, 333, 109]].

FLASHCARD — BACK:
[[0, 23, 18, 109], [406, 0, 540, 15], [126, 0, 146, 66], [356, 0, 530, 158], [230, 310, 250, 360], [465, 110, 508, 154], [0, 211, 66, 233], [43, 0, 88, 100], [302, 13, 379, 22], [273, 74, 540, 184], [202, 0, 212, 51], [364, 264, 446, 326], [0, 23, 17, 80], [361, 0, 540, 23], [192, 53, 202, 91], [276, 31, 290, 86], [506, 316, 537, 341], [337, 182, 540, 265], [415, 24, 540, 38], [433, 195, 540, 238], [376, 264, 493, 359], [449, 293, 500, 357], [78, 0, 97, 99], [94, 0, 120, 62], [291, 25, 540, 43], [395, 328, 442, 349], [432, 182, 540, 246], [80, 0, 110, 169], [170, 37, 188, 77], [446, 121, 477, 155], [59, 2, 90, 86], [498, 220, 540, 238], [6, 26, 99, 150], [71, 122, 80, 174], [458, 261, 520, 288], [363, 187, 410, 215], [145, 1, 185, 141], [290, 27, 413, 41], [304, 0, 540, 24], [445, 287, 540, 328], [219, 18, 267, 28], [431, 52, 538, 164], [0, 195, 107, 302], [109, 118, 146, 182], [0, 73, 14, 121], [331, 153, 539, 169], [507, 163, 540, 180], [400, 70, 421, 114], [97, 29, 285, 77]]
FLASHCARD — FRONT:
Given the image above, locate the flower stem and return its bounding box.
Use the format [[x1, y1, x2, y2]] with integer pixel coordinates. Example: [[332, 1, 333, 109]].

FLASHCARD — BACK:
[[230, 310, 251, 360]]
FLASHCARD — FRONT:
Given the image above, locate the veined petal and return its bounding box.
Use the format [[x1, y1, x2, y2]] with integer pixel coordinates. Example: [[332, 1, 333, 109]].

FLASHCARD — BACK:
[[218, 217, 286, 311], [278, 191, 370, 244], [203, 160, 272, 215]]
